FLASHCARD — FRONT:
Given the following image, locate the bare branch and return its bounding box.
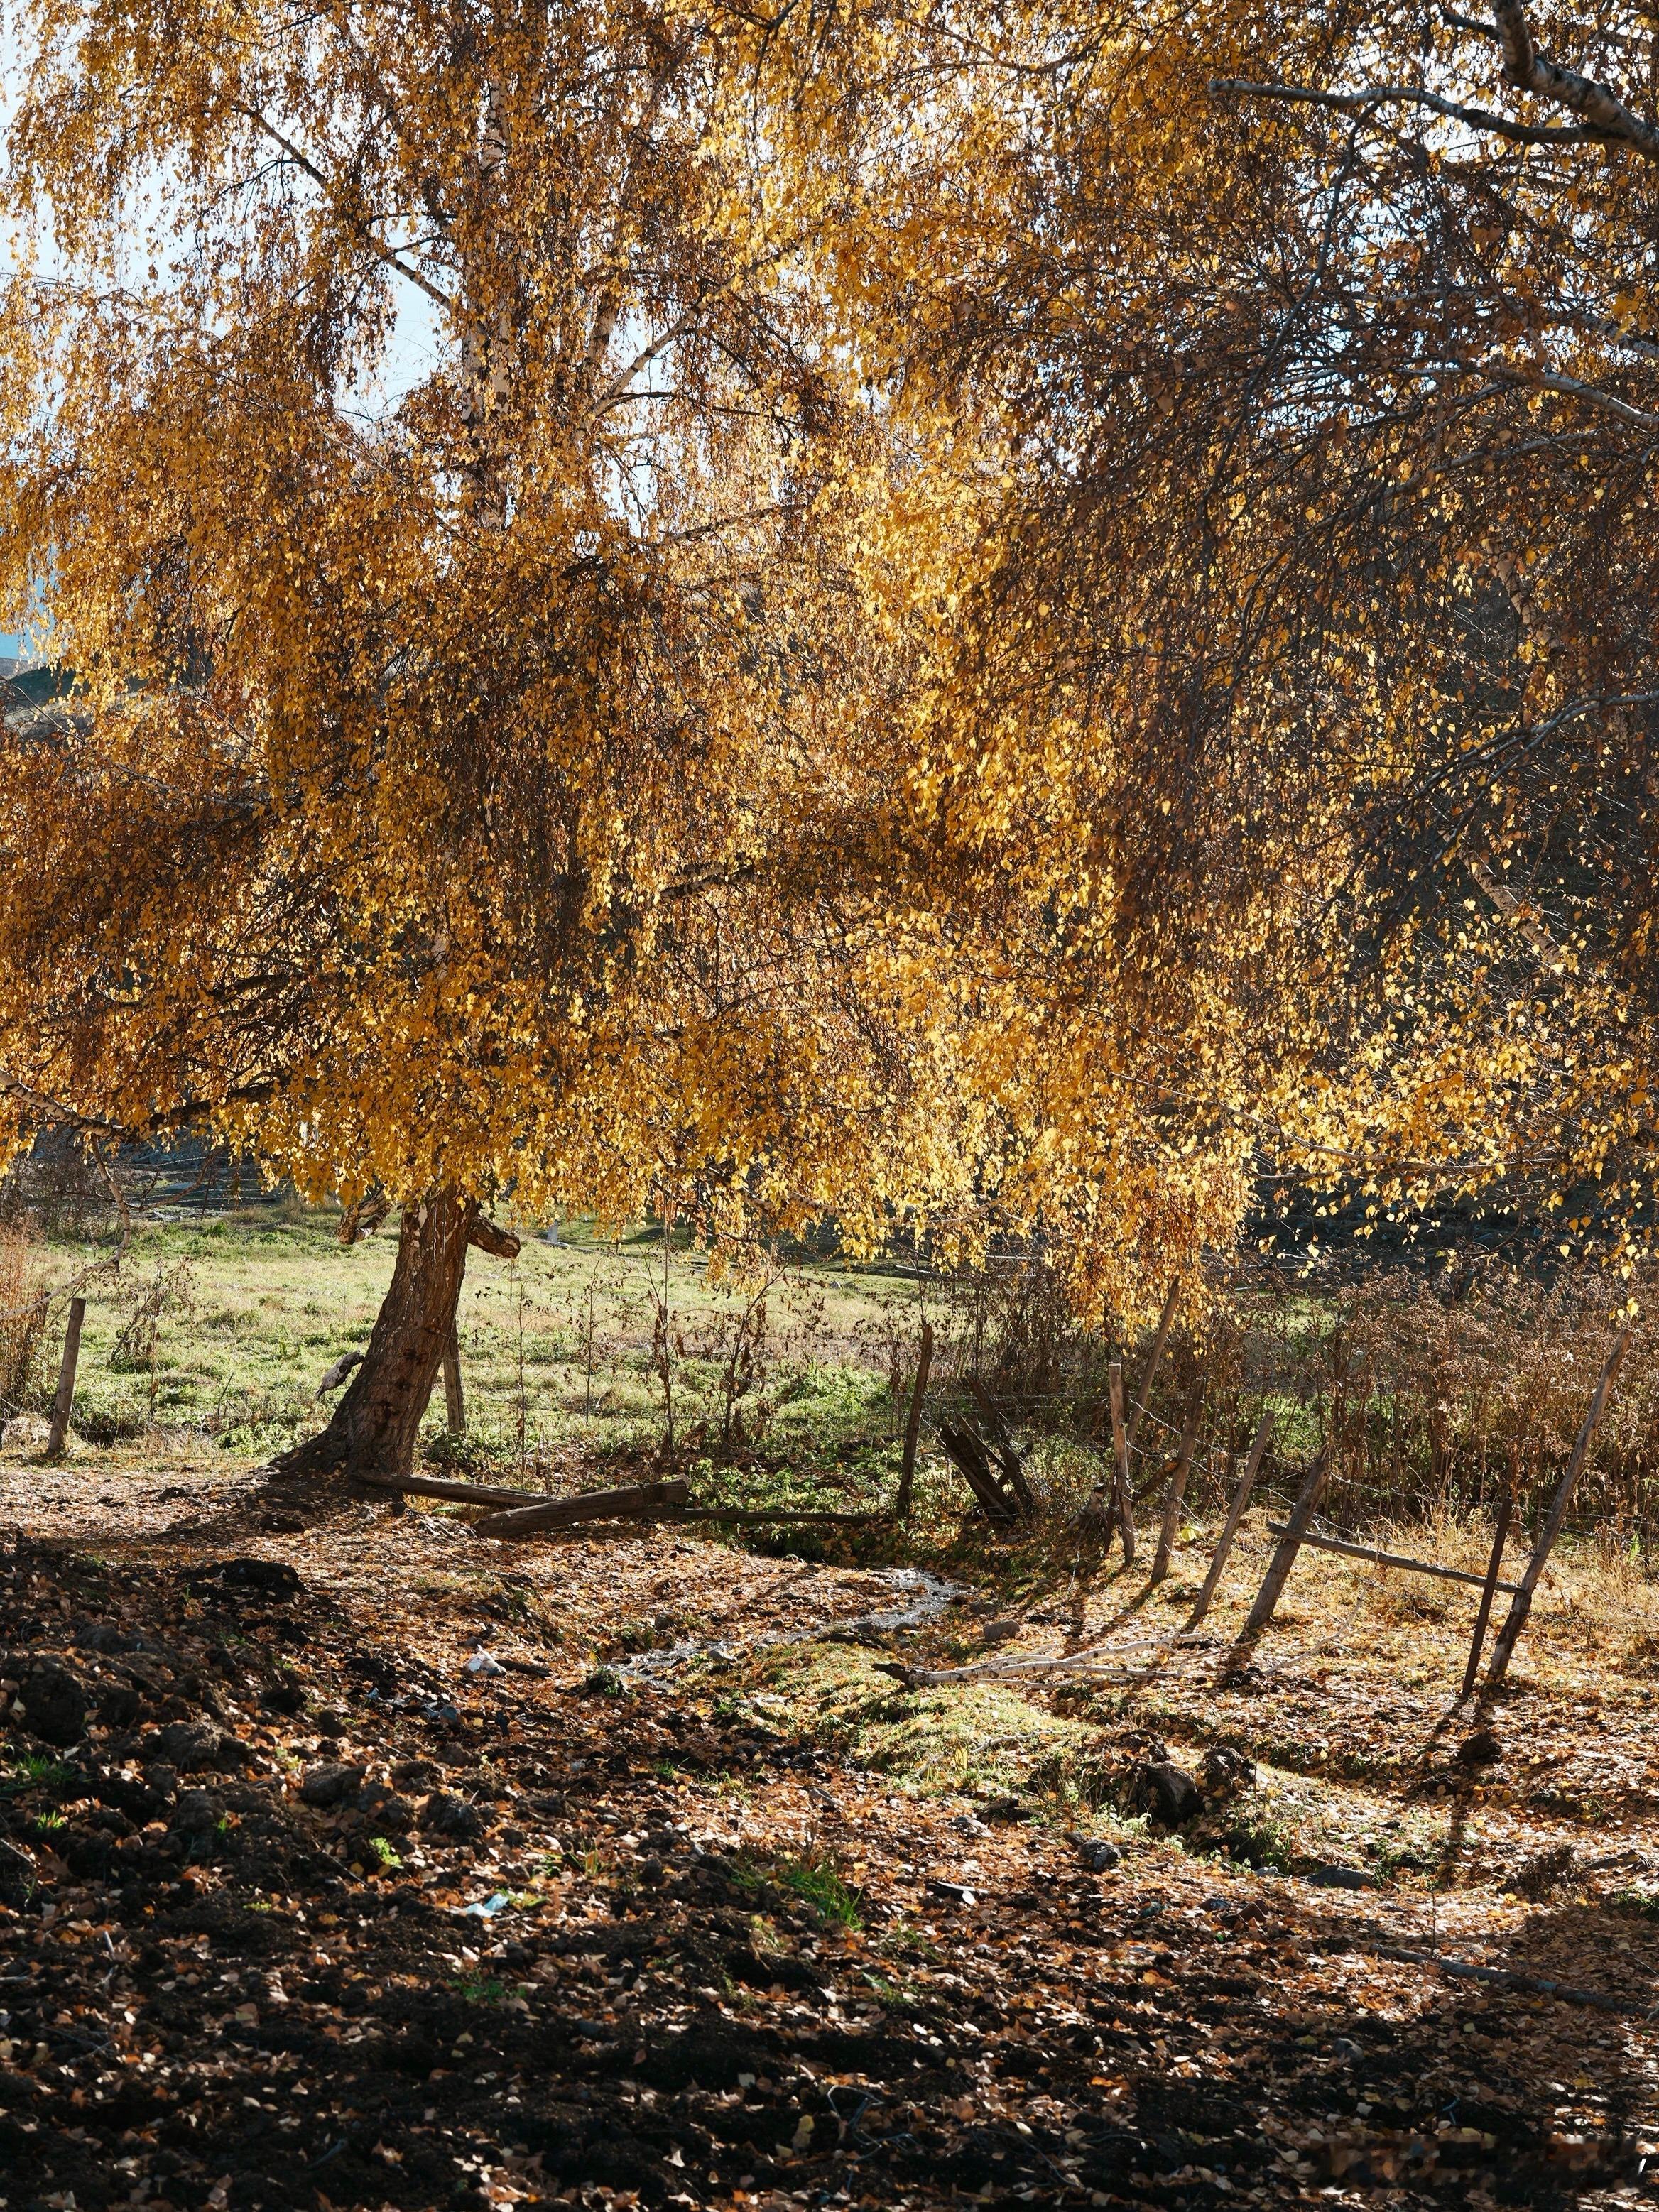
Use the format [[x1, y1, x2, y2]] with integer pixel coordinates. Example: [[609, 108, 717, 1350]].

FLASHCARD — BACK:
[[236, 107, 454, 312], [1447, 353, 1659, 427], [589, 233, 805, 413], [1212, 77, 1603, 146]]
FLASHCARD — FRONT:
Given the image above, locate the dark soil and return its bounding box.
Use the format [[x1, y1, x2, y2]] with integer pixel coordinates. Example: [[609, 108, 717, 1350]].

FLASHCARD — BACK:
[[0, 1509, 1655, 2211]]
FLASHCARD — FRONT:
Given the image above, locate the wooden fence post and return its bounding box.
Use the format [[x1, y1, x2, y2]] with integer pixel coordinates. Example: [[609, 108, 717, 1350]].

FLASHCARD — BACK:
[[1124, 1278, 1180, 1454], [1240, 1446, 1332, 1639], [45, 1297, 85, 1461], [1151, 1400, 1201, 1584], [896, 1322, 934, 1517], [1486, 1332, 1629, 1689], [1187, 1410, 1273, 1628], [1461, 1477, 1517, 1703], [1108, 1361, 1137, 1564], [443, 1325, 466, 1435]]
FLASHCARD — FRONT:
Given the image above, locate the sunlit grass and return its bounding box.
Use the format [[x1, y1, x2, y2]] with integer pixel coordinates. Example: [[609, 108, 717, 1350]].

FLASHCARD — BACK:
[[13, 1197, 925, 1495]]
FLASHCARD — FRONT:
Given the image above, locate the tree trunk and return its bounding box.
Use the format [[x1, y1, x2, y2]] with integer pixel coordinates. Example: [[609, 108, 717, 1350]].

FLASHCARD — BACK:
[[276, 1191, 475, 1481]]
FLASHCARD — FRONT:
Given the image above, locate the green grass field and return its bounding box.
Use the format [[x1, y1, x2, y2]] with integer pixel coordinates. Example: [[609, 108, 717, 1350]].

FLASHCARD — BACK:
[[22, 1197, 933, 1508]]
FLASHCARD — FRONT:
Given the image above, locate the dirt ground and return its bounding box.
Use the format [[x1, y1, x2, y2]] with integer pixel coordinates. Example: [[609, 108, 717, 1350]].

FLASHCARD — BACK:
[[3, 1460, 1659, 2212]]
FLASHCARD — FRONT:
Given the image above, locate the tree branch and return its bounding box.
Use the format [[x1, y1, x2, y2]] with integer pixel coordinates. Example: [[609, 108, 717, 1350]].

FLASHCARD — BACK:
[[1511, 364, 1659, 427], [1491, 0, 1659, 158], [236, 107, 455, 311], [1212, 77, 1604, 146], [1468, 856, 1560, 961], [467, 1215, 522, 1260], [589, 233, 804, 413], [1449, 354, 1659, 427], [1442, 9, 1502, 41]]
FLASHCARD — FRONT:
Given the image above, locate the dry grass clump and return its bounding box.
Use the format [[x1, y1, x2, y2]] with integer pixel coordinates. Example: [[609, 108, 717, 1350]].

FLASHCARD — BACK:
[[1507, 1842, 1577, 1900], [1185, 1497, 1659, 1696], [0, 1221, 48, 1415], [1330, 1268, 1647, 1527]]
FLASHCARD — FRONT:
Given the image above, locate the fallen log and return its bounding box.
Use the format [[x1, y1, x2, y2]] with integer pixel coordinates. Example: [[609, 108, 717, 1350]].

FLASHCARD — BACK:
[[965, 1378, 1035, 1520], [1374, 1944, 1639, 2018], [354, 1470, 559, 1510], [906, 1629, 1217, 1687], [474, 1478, 691, 1538], [357, 1470, 881, 1532]]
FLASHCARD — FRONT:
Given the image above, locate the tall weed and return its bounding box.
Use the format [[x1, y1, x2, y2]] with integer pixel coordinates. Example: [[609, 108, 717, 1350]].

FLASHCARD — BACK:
[[0, 1224, 48, 1416]]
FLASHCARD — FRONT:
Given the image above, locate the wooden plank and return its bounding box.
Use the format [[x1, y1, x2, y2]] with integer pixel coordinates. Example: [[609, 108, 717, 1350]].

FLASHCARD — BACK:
[[943, 1420, 1021, 1523], [443, 1326, 465, 1434], [1150, 1400, 1201, 1585], [1486, 1332, 1630, 1687], [1107, 1362, 1137, 1564], [938, 1420, 1021, 1525], [1241, 1449, 1332, 1638], [1461, 1483, 1518, 1702], [1124, 1277, 1180, 1454], [475, 1478, 692, 1538], [966, 1376, 1035, 1520], [45, 1297, 85, 1461], [895, 1321, 934, 1517], [1185, 1412, 1272, 1628], [1263, 1522, 1523, 1597]]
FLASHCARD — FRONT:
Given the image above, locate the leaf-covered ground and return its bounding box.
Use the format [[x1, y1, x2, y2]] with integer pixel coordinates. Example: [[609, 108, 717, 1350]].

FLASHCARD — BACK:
[[2, 1464, 1659, 2212]]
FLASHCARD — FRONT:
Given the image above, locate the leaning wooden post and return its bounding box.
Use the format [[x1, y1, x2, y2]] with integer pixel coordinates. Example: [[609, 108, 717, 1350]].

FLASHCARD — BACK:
[[1107, 1361, 1137, 1564], [1486, 1331, 1629, 1689], [1124, 1277, 1180, 1454], [1151, 1400, 1201, 1584], [1460, 1471, 1517, 1703], [1187, 1410, 1272, 1628], [896, 1321, 935, 1517], [1239, 1444, 1332, 1639], [442, 1324, 466, 1435], [45, 1297, 85, 1461]]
